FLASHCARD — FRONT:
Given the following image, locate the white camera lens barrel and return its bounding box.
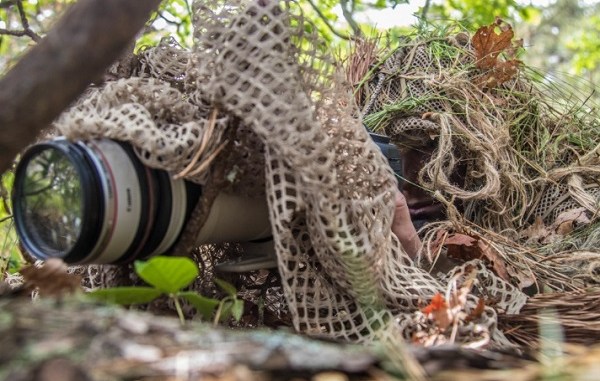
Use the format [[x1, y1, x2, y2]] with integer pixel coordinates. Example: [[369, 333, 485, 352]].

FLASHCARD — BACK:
[[12, 138, 200, 264]]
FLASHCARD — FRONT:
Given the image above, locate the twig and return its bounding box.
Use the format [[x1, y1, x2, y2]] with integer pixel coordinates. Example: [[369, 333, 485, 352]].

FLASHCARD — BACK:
[[0, 0, 41, 42], [340, 0, 362, 37], [305, 0, 352, 41], [15, 0, 41, 41]]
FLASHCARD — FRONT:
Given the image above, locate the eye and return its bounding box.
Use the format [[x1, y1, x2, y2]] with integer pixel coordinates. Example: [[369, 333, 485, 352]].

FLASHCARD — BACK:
[[424, 139, 439, 151]]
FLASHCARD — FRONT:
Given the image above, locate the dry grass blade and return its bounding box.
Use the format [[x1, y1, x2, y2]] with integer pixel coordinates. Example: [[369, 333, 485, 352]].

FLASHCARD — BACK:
[[499, 288, 600, 346], [344, 37, 383, 107]]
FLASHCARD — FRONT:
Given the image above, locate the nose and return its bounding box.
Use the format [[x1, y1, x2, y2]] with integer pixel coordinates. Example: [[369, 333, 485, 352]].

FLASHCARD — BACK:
[[400, 148, 435, 207], [399, 146, 446, 226], [402, 180, 435, 208]]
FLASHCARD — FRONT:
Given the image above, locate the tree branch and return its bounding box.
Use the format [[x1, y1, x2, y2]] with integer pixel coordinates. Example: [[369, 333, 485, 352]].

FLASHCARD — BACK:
[[0, 0, 163, 173], [305, 0, 352, 41], [15, 0, 41, 41], [421, 0, 432, 21], [0, 0, 15, 10], [340, 0, 362, 37], [0, 0, 40, 41]]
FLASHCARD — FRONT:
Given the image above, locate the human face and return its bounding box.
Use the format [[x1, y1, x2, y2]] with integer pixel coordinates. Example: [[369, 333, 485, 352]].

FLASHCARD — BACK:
[[400, 144, 446, 228]]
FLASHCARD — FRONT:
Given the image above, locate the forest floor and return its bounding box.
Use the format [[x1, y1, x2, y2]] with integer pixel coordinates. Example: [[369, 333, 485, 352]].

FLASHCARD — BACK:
[[1, 295, 600, 381]]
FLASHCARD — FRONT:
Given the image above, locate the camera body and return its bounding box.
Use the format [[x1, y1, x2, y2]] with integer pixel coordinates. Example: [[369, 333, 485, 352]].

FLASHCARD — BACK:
[[11, 133, 402, 269]]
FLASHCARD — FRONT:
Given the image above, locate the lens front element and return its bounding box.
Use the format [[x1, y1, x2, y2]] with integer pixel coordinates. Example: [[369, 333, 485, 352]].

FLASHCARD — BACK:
[[13, 138, 201, 264], [19, 148, 83, 255]]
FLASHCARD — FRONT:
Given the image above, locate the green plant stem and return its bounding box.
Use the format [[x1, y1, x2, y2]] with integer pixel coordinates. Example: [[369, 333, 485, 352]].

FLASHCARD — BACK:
[[213, 300, 224, 326], [172, 295, 185, 325]]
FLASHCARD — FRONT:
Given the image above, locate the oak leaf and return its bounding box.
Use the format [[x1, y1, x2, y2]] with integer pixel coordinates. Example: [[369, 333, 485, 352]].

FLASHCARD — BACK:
[[472, 18, 522, 88], [472, 18, 514, 70]]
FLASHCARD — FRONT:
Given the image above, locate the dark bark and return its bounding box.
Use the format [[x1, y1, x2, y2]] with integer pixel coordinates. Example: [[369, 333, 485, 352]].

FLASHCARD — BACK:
[[0, 0, 163, 173]]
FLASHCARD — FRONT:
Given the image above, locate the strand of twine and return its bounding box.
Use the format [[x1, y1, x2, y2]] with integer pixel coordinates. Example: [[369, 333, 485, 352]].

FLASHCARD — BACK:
[[175, 107, 223, 180]]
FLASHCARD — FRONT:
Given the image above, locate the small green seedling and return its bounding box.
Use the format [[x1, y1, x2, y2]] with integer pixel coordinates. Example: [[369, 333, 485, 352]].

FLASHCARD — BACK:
[[214, 278, 245, 323], [88, 256, 243, 325]]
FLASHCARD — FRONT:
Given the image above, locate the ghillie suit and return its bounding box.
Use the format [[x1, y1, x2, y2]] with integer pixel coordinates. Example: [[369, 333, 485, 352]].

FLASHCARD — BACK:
[[357, 20, 600, 343], [52, 2, 596, 354]]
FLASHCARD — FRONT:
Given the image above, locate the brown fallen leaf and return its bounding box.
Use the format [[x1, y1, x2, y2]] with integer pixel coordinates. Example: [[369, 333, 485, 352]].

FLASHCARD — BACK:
[[472, 17, 514, 70], [444, 233, 510, 282], [471, 17, 522, 88], [20, 258, 81, 297], [520, 216, 553, 243], [465, 298, 486, 323], [553, 207, 591, 236], [476, 59, 521, 89]]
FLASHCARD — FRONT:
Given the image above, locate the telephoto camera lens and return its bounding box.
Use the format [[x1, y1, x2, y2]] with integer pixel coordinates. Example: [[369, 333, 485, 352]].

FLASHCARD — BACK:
[[12, 138, 201, 264]]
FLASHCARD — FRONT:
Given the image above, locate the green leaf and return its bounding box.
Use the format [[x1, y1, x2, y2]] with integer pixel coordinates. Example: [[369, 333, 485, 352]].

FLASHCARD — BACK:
[[231, 298, 244, 322], [87, 287, 162, 305], [135, 256, 199, 294], [179, 291, 220, 321], [214, 278, 237, 297]]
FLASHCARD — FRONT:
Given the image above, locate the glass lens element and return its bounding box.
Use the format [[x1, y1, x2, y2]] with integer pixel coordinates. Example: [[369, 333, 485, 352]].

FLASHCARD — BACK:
[[20, 148, 83, 255]]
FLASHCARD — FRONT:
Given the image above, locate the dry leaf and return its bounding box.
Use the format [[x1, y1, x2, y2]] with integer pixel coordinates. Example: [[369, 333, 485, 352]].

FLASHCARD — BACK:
[[477, 59, 521, 88], [472, 18, 514, 70], [520, 216, 552, 243], [472, 18, 521, 88], [506, 263, 535, 289], [444, 233, 510, 282], [20, 258, 81, 297], [553, 207, 591, 236], [466, 298, 486, 323], [505, 37, 524, 59], [445, 233, 477, 248], [422, 293, 451, 331], [476, 239, 510, 281]]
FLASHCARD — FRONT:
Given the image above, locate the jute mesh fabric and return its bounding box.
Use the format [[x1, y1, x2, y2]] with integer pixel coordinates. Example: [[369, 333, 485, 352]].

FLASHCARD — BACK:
[[54, 1, 527, 347], [365, 41, 600, 228], [361, 34, 600, 291]]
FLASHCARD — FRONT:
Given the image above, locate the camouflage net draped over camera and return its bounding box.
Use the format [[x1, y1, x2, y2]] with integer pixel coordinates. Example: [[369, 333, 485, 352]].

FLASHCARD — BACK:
[[56, 1, 529, 348]]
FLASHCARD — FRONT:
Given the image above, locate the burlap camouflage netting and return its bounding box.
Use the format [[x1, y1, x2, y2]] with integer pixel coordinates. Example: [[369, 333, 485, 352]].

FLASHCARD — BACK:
[[55, 0, 538, 348], [360, 25, 600, 293]]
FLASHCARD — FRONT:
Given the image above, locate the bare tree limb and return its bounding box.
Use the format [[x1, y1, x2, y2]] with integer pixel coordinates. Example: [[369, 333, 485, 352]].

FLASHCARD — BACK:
[[0, 0, 40, 41], [305, 0, 352, 41], [15, 0, 41, 41], [340, 0, 362, 37], [0, 0, 163, 173]]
